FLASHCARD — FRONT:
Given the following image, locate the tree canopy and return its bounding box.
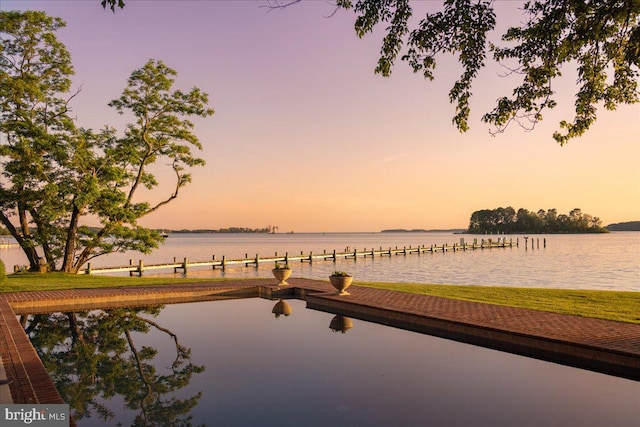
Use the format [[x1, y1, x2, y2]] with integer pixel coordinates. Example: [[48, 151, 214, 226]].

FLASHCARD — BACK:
[[468, 207, 608, 234], [0, 10, 214, 273], [103, 0, 639, 144]]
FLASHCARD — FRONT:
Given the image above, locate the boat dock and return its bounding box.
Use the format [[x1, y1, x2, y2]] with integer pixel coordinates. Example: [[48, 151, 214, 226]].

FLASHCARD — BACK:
[[0, 239, 18, 249], [82, 237, 532, 276]]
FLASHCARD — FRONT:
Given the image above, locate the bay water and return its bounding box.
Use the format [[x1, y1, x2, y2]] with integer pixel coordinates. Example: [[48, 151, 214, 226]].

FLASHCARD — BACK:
[[2, 231, 638, 291]]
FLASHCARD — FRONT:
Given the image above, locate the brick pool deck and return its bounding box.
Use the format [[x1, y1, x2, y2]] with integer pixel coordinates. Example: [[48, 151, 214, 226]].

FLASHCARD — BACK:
[[1, 278, 638, 409]]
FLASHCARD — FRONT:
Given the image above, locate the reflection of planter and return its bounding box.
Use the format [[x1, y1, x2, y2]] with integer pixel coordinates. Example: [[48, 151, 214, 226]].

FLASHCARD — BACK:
[[329, 315, 353, 333], [272, 300, 292, 318], [329, 275, 353, 295], [272, 268, 292, 285]]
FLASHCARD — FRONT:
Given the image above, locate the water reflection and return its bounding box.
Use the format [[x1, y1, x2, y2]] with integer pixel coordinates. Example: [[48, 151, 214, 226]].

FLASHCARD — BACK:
[[271, 300, 292, 318], [329, 315, 354, 334], [22, 307, 204, 426], [270, 300, 354, 334], [24, 299, 639, 426]]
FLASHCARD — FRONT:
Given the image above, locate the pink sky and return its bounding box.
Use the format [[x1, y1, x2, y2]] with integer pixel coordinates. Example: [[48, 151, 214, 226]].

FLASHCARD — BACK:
[[4, 0, 640, 232]]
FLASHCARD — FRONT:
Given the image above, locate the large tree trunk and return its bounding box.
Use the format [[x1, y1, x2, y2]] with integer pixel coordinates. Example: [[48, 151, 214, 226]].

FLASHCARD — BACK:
[[28, 209, 56, 272], [72, 225, 108, 274], [0, 211, 40, 271], [61, 204, 81, 273]]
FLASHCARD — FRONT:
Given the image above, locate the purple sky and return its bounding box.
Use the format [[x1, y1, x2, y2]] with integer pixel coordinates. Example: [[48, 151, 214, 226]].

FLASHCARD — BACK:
[[3, 0, 639, 231]]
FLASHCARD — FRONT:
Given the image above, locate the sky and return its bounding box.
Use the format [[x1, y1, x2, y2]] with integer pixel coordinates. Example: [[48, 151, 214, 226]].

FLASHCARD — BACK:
[[2, 0, 639, 232]]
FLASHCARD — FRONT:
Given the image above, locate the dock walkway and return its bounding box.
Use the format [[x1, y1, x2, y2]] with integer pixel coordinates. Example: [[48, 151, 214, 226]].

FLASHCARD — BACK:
[[81, 238, 520, 276], [0, 278, 638, 408]]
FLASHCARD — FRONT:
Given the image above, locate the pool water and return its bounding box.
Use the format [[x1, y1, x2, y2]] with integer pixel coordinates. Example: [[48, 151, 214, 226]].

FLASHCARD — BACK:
[[26, 298, 639, 427]]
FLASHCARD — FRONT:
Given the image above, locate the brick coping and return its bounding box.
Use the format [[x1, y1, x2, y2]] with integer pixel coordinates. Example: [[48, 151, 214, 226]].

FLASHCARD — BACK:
[[0, 278, 638, 409]]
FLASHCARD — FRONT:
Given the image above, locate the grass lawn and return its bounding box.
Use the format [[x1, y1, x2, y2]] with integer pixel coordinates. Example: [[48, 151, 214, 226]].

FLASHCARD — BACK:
[[0, 272, 230, 292], [357, 281, 640, 325], [1, 273, 638, 324]]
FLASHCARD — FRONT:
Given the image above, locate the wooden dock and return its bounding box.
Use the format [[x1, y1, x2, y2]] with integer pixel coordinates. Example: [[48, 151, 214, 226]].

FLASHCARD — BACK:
[[0, 239, 18, 249], [81, 237, 526, 276]]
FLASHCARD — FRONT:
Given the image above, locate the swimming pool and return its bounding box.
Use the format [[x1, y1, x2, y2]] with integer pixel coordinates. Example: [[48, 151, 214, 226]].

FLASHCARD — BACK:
[[25, 297, 639, 426]]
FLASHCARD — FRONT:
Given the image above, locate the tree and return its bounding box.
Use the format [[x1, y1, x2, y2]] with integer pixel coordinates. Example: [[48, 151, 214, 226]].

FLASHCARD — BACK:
[[342, 0, 639, 144], [0, 11, 75, 271], [103, 0, 640, 144], [467, 206, 608, 233], [543, 208, 559, 233], [515, 208, 544, 233], [0, 11, 214, 273], [495, 206, 516, 233], [468, 208, 495, 234]]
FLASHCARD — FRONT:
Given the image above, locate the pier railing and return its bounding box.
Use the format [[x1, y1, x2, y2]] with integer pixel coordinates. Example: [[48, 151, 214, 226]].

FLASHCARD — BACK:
[[81, 237, 532, 276]]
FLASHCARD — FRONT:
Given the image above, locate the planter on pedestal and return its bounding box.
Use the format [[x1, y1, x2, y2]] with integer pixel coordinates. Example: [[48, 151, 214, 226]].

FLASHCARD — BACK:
[[272, 265, 292, 286], [329, 272, 353, 296]]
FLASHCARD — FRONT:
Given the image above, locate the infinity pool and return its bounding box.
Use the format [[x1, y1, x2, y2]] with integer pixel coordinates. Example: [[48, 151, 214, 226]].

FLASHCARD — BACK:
[[26, 298, 639, 426]]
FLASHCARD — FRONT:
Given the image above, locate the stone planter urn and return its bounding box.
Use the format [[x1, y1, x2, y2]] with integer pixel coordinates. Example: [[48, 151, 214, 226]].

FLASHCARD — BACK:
[[272, 265, 292, 285], [329, 272, 353, 295]]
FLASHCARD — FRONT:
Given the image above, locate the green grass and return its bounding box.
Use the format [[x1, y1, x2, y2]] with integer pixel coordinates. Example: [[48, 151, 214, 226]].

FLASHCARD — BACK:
[[356, 282, 640, 324], [1, 274, 638, 324], [0, 272, 231, 292]]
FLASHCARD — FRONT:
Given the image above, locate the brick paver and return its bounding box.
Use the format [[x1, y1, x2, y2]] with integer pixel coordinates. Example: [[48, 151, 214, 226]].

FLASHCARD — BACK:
[[0, 278, 638, 409], [314, 282, 640, 355]]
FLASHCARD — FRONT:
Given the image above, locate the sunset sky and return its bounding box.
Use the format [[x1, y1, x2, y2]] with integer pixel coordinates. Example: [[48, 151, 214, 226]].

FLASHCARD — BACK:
[[4, 0, 640, 232]]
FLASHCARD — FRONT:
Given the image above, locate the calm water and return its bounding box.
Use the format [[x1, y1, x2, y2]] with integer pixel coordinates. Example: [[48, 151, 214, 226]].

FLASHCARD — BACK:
[[2, 231, 639, 290], [25, 298, 640, 427]]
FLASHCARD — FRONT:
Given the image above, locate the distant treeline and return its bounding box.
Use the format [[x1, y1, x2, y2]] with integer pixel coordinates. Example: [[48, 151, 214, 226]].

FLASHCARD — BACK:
[[606, 221, 640, 231], [381, 229, 466, 233], [168, 227, 273, 234], [468, 207, 608, 234]]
